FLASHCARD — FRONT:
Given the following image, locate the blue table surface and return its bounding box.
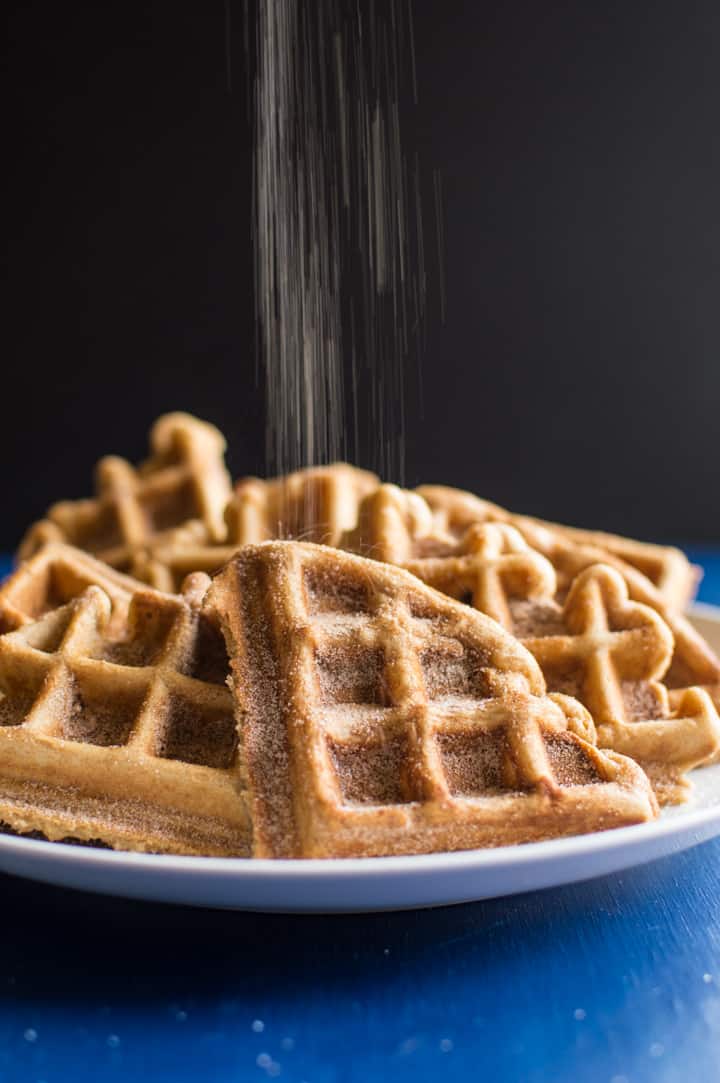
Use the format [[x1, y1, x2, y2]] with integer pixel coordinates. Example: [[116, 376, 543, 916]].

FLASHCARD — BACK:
[[1, 549, 719, 1083]]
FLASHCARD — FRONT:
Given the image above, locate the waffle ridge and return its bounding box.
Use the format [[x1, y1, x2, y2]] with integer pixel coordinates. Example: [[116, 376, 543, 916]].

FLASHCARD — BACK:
[[18, 413, 233, 578], [206, 541, 658, 858], [340, 486, 720, 800], [135, 462, 379, 592], [342, 484, 558, 630], [417, 484, 720, 724], [417, 484, 700, 610], [0, 576, 248, 855], [0, 543, 146, 636]]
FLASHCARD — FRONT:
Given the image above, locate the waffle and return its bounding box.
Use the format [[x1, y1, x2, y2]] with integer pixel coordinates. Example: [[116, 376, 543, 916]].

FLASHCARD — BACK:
[[205, 541, 658, 858], [17, 413, 233, 575], [342, 484, 558, 631], [132, 520, 226, 593], [0, 576, 248, 855], [513, 518, 720, 713], [417, 484, 720, 720], [0, 543, 145, 636], [418, 484, 699, 610], [233, 462, 379, 545], [518, 564, 720, 802], [133, 462, 381, 592], [341, 487, 720, 799], [551, 523, 700, 612]]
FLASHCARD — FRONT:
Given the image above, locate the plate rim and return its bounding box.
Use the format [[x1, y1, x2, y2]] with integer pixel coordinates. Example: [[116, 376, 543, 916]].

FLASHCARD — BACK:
[[0, 602, 718, 881], [0, 792, 719, 879]]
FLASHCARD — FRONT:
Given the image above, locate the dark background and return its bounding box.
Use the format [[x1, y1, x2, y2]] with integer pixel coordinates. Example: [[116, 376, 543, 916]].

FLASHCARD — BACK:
[[4, 0, 720, 551]]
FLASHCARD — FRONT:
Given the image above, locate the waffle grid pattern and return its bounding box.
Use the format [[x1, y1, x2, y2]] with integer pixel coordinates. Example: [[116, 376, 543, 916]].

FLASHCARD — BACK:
[[339, 488, 720, 794], [416, 484, 699, 609], [0, 579, 248, 855], [210, 543, 658, 858], [342, 484, 558, 631], [18, 414, 232, 575], [0, 543, 143, 636], [133, 463, 380, 592], [523, 565, 720, 771], [418, 484, 720, 705]]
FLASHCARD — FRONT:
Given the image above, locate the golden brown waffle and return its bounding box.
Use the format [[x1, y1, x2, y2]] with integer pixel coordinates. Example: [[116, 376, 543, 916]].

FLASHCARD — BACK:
[[550, 523, 700, 612], [233, 462, 379, 545], [518, 564, 720, 801], [512, 518, 720, 712], [206, 541, 658, 858], [340, 483, 448, 564], [132, 521, 226, 593], [417, 484, 720, 720], [418, 484, 699, 611], [0, 543, 145, 636], [133, 462, 381, 592], [492, 517, 720, 758], [340, 487, 720, 799], [342, 484, 558, 632], [0, 577, 248, 855], [17, 413, 233, 575]]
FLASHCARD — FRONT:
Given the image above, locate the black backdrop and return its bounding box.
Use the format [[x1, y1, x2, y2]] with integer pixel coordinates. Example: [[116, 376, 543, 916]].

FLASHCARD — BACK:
[[4, 0, 720, 551]]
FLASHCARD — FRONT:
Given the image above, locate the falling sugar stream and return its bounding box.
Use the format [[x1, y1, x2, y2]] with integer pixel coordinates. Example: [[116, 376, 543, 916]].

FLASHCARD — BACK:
[[252, 0, 433, 490]]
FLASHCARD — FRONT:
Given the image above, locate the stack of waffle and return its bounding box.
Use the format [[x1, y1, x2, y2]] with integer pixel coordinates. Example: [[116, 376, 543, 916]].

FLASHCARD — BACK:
[[1, 413, 717, 858]]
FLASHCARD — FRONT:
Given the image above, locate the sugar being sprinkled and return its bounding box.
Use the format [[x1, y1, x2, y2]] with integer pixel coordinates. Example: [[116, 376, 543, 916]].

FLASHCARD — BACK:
[[252, 0, 432, 483]]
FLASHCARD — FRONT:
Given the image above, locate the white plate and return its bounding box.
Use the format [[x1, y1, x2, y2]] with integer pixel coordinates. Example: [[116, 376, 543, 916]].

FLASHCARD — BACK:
[[1, 608, 719, 913]]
